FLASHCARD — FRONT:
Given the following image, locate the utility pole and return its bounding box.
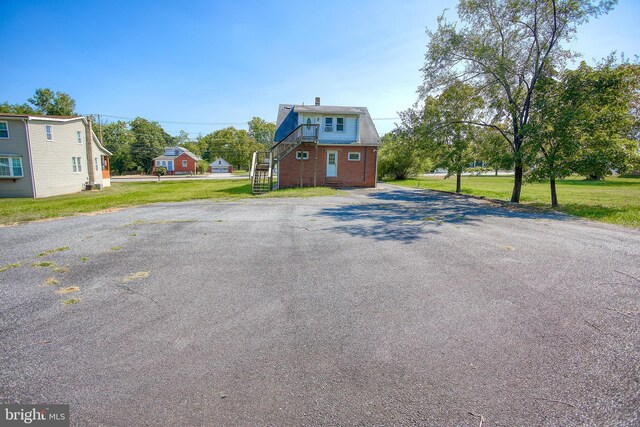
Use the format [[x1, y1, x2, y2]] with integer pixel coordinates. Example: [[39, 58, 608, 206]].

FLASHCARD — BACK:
[[98, 114, 104, 145]]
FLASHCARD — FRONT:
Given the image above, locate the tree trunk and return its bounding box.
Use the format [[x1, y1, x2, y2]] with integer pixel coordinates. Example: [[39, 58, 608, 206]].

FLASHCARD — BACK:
[[550, 178, 558, 207], [456, 172, 461, 194], [511, 160, 523, 203], [495, 167, 498, 176]]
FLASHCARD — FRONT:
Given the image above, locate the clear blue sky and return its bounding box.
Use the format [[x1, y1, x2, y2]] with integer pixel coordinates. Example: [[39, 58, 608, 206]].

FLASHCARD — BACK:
[[1, 0, 638, 137]]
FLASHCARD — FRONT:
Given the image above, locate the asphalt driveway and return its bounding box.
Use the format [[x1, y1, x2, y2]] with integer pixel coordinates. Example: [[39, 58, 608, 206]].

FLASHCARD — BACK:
[[1, 184, 638, 426]]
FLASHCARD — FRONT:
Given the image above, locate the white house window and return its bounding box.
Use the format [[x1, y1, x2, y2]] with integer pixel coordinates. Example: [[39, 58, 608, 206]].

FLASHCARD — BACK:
[[45, 125, 54, 141], [0, 157, 23, 177], [295, 151, 309, 160], [324, 117, 333, 132], [348, 152, 361, 161], [72, 157, 82, 173], [77, 131, 83, 144], [182, 160, 187, 167], [0, 121, 9, 139], [336, 118, 344, 132], [94, 157, 99, 171]]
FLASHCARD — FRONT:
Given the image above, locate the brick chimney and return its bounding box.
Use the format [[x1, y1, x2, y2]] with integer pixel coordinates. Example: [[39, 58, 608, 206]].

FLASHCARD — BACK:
[[315, 97, 320, 106]]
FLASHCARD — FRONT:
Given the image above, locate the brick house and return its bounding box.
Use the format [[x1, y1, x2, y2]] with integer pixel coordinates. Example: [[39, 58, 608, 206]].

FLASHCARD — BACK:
[[152, 147, 200, 175], [249, 98, 379, 193]]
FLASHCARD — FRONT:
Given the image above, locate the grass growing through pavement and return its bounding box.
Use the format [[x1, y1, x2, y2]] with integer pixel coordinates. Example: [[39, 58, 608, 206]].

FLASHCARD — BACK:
[[387, 175, 640, 228], [0, 180, 337, 225], [38, 246, 70, 257]]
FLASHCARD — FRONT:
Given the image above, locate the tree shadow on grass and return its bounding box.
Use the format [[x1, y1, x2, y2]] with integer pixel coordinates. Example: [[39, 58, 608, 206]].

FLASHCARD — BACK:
[[316, 188, 567, 244], [214, 183, 253, 196]]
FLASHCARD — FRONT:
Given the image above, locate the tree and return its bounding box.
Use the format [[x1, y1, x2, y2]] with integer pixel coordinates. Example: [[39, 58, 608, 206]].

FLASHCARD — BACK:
[[101, 121, 136, 174], [412, 81, 484, 193], [568, 60, 640, 180], [377, 132, 430, 180], [200, 127, 258, 170], [130, 118, 167, 172], [248, 117, 276, 149], [27, 88, 76, 116], [420, 0, 615, 202], [0, 101, 37, 114], [473, 128, 513, 175]]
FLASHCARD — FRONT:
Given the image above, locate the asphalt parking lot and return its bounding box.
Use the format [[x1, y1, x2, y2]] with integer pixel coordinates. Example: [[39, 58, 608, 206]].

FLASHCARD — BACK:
[[1, 184, 638, 426]]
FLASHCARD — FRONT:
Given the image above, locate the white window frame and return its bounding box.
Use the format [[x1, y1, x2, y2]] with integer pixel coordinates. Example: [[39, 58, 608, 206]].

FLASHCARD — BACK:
[[77, 131, 83, 144], [324, 117, 333, 132], [336, 117, 344, 132], [45, 125, 54, 141], [348, 152, 361, 161], [0, 121, 9, 139], [295, 151, 309, 160], [0, 156, 24, 177], [72, 157, 82, 173], [182, 159, 188, 167]]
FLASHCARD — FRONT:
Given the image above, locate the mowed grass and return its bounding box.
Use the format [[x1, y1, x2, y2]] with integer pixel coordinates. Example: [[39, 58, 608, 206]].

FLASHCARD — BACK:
[[0, 179, 337, 225], [387, 175, 640, 228]]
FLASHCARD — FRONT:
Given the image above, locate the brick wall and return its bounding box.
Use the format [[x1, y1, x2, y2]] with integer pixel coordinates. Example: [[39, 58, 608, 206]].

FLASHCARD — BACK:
[[279, 144, 377, 188]]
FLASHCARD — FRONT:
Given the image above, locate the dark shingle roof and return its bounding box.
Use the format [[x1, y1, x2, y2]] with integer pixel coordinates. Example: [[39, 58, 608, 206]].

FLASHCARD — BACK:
[[274, 104, 380, 146]]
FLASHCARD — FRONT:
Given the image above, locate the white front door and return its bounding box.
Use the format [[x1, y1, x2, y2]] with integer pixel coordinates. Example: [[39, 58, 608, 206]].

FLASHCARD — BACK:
[[326, 150, 337, 177]]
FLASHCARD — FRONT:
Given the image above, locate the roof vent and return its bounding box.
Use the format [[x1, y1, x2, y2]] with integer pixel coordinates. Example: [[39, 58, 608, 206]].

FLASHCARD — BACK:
[[315, 97, 320, 106]]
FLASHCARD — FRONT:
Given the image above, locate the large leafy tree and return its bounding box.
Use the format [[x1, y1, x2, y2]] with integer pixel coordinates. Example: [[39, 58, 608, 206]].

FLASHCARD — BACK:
[[568, 60, 640, 180], [101, 121, 137, 174], [130, 117, 167, 172], [247, 117, 276, 149], [0, 102, 37, 114], [28, 88, 77, 116], [420, 0, 615, 202], [410, 81, 484, 193], [377, 131, 431, 180], [200, 127, 258, 170], [525, 58, 640, 206]]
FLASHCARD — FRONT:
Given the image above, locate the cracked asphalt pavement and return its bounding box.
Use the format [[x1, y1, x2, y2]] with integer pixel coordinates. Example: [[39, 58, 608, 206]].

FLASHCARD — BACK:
[[1, 184, 639, 425]]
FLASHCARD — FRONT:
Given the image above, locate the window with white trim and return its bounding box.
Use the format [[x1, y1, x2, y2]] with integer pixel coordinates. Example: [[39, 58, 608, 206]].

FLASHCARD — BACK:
[[77, 131, 83, 144], [336, 118, 344, 132], [348, 152, 361, 161], [94, 158, 99, 171], [182, 160, 187, 167], [295, 151, 309, 160], [0, 121, 9, 139], [0, 157, 23, 177], [45, 125, 53, 141], [324, 117, 333, 132], [72, 157, 82, 173]]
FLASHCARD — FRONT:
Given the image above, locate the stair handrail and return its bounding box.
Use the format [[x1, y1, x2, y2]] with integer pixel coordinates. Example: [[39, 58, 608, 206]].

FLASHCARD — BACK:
[[271, 124, 319, 161]]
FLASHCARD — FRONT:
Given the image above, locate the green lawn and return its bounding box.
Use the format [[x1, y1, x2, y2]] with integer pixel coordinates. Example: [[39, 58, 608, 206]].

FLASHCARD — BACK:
[[387, 175, 640, 228], [1, 180, 337, 225]]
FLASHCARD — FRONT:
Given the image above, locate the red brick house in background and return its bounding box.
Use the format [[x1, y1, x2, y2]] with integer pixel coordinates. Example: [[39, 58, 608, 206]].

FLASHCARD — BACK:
[[249, 98, 380, 193], [152, 147, 200, 175]]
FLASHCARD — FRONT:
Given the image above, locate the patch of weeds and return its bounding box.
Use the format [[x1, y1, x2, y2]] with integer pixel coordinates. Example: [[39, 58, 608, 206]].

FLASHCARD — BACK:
[[308, 219, 317, 222], [0, 263, 21, 273], [502, 245, 515, 251], [32, 261, 55, 268], [45, 277, 59, 286], [121, 219, 146, 227], [56, 286, 80, 295], [62, 298, 80, 305], [124, 271, 149, 282], [214, 219, 224, 223], [80, 257, 88, 262], [52, 265, 70, 273], [421, 216, 437, 221], [37, 246, 70, 257], [129, 233, 137, 237], [110, 246, 123, 251]]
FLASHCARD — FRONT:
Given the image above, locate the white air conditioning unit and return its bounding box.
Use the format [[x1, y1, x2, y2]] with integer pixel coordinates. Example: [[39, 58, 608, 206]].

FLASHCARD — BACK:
[[324, 126, 333, 132]]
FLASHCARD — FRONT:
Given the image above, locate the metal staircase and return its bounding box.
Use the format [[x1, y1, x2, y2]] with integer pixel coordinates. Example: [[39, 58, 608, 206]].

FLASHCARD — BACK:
[[250, 124, 318, 194]]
